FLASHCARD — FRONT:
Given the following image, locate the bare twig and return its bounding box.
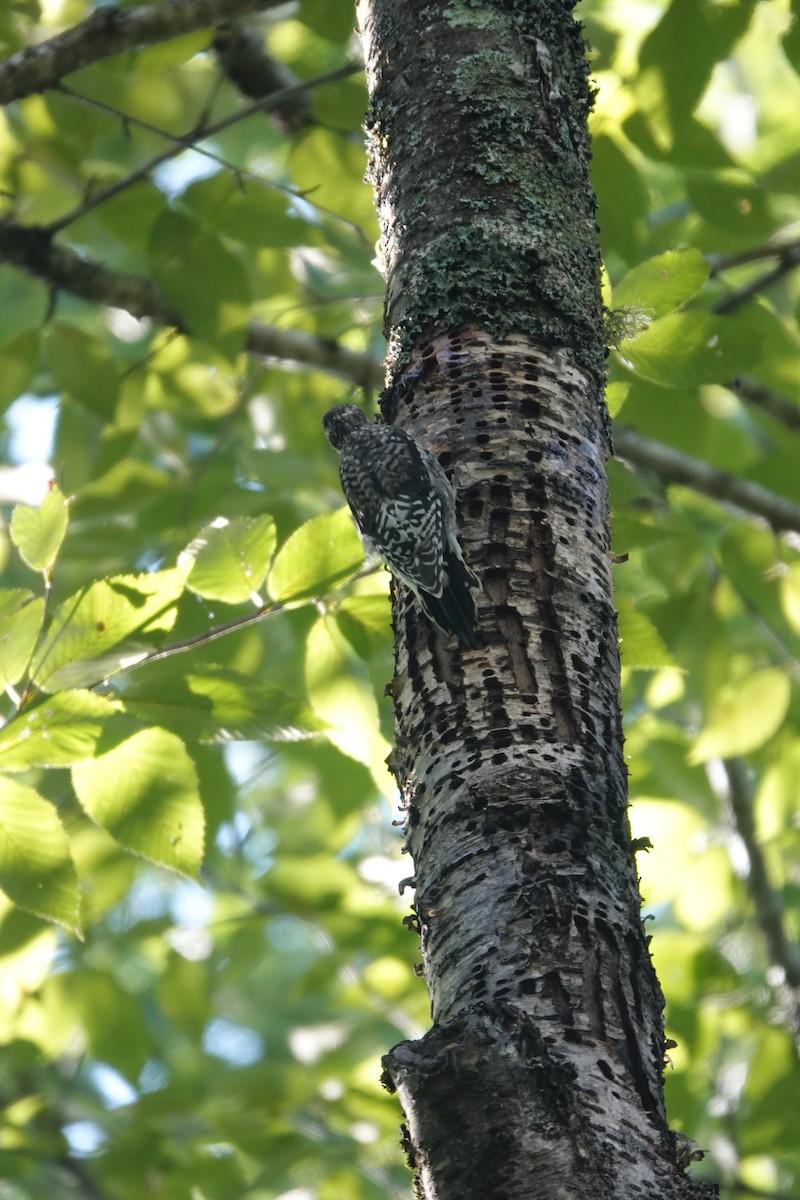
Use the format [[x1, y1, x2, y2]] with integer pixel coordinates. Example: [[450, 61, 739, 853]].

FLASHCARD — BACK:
[[0, 0, 281, 105], [48, 61, 362, 236], [613, 425, 800, 534], [96, 600, 286, 687]]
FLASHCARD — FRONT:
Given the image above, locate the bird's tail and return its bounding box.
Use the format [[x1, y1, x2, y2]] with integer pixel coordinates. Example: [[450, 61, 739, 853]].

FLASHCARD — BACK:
[[419, 550, 481, 647]]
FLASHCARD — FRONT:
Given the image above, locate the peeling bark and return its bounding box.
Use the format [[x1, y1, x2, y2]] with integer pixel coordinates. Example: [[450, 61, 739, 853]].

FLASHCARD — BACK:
[[360, 2, 718, 1197]]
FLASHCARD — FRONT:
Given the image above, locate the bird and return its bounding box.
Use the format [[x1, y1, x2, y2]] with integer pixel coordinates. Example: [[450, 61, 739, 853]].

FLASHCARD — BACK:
[[322, 404, 481, 647]]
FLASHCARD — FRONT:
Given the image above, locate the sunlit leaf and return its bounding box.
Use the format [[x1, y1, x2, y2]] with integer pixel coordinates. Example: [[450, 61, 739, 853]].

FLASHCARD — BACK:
[[0, 590, 45, 689], [618, 311, 764, 387], [605, 382, 630, 418], [121, 665, 324, 743], [71, 728, 204, 876], [180, 515, 277, 605], [304, 615, 381, 768], [268, 508, 364, 605], [0, 777, 80, 933], [613, 249, 709, 319], [9, 484, 69, 572], [32, 570, 185, 691], [689, 668, 791, 762], [265, 854, 359, 908], [617, 599, 677, 670], [0, 690, 121, 771]]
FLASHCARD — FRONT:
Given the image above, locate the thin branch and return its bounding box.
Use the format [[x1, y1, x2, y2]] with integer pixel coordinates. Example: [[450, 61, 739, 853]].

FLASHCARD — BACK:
[[48, 61, 362, 236], [709, 237, 800, 274], [248, 324, 382, 390], [613, 425, 800, 534], [713, 242, 800, 315], [734, 377, 800, 434], [4, 223, 797, 534], [0, 0, 281, 106], [720, 759, 800, 987], [96, 600, 286, 687]]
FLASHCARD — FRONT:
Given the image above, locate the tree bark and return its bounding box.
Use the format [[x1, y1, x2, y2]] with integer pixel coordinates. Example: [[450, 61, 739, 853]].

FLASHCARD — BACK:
[[360, 2, 717, 1197]]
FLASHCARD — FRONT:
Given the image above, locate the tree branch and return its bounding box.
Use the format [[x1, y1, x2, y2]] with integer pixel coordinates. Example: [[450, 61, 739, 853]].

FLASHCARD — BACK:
[[0, 221, 179, 322], [213, 24, 313, 133], [613, 425, 800, 534], [0, 219, 381, 386], [247, 324, 382, 390], [2, 222, 796, 528], [0, 0, 281, 105]]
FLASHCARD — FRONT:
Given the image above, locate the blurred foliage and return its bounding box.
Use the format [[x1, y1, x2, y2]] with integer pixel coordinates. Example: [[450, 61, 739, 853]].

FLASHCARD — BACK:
[[0, 0, 798, 1198]]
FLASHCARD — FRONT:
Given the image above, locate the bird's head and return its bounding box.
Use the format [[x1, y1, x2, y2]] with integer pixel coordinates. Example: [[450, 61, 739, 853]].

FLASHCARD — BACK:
[[322, 404, 369, 451]]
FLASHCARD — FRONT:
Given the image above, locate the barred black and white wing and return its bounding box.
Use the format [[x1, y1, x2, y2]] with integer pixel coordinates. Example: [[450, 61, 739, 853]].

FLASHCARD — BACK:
[[322, 404, 480, 646]]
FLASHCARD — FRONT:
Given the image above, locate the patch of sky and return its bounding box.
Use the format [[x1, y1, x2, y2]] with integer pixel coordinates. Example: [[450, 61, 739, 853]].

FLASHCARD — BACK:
[[170, 879, 213, 926], [152, 147, 221, 198], [138, 1059, 170, 1094], [62, 1120, 108, 1157], [202, 1017, 265, 1067], [88, 1062, 138, 1109], [0, 394, 59, 504]]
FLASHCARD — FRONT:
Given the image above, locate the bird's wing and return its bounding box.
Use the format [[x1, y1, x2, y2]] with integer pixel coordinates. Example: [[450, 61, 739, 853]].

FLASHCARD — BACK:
[[339, 426, 446, 596]]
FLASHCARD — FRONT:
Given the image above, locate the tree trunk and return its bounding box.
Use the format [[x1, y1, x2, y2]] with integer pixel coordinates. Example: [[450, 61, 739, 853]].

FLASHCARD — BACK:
[[359, 1, 718, 1197]]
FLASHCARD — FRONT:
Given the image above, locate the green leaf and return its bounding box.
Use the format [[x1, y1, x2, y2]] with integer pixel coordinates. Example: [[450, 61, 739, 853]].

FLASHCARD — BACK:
[[689, 668, 791, 763], [149, 210, 251, 360], [0, 331, 39, 413], [45, 323, 119, 417], [0, 590, 45, 689], [0, 266, 49, 342], [121, 665, 324, 743], [0, 776, 80, 933], [335, 593, 392, 660], [9, 484, 69, 572], [181, 174, 301, 248], [687, 170, 774, 242], [618, 312, 764, 388], [605, 382, 630, 419], [617, 600, 677, 670], [304, 615, 380, 767], [613, 249, 709, 320], [0, 691, 120, 771], [71, 728, 204, 876], [268, 508, 364, 606], [180, 515, 277, 605], [32, 570, 185, 691]]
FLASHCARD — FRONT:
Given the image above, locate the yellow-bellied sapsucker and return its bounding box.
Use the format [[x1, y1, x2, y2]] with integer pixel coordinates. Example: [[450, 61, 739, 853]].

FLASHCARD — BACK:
[[323, 404, 481, 647]]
